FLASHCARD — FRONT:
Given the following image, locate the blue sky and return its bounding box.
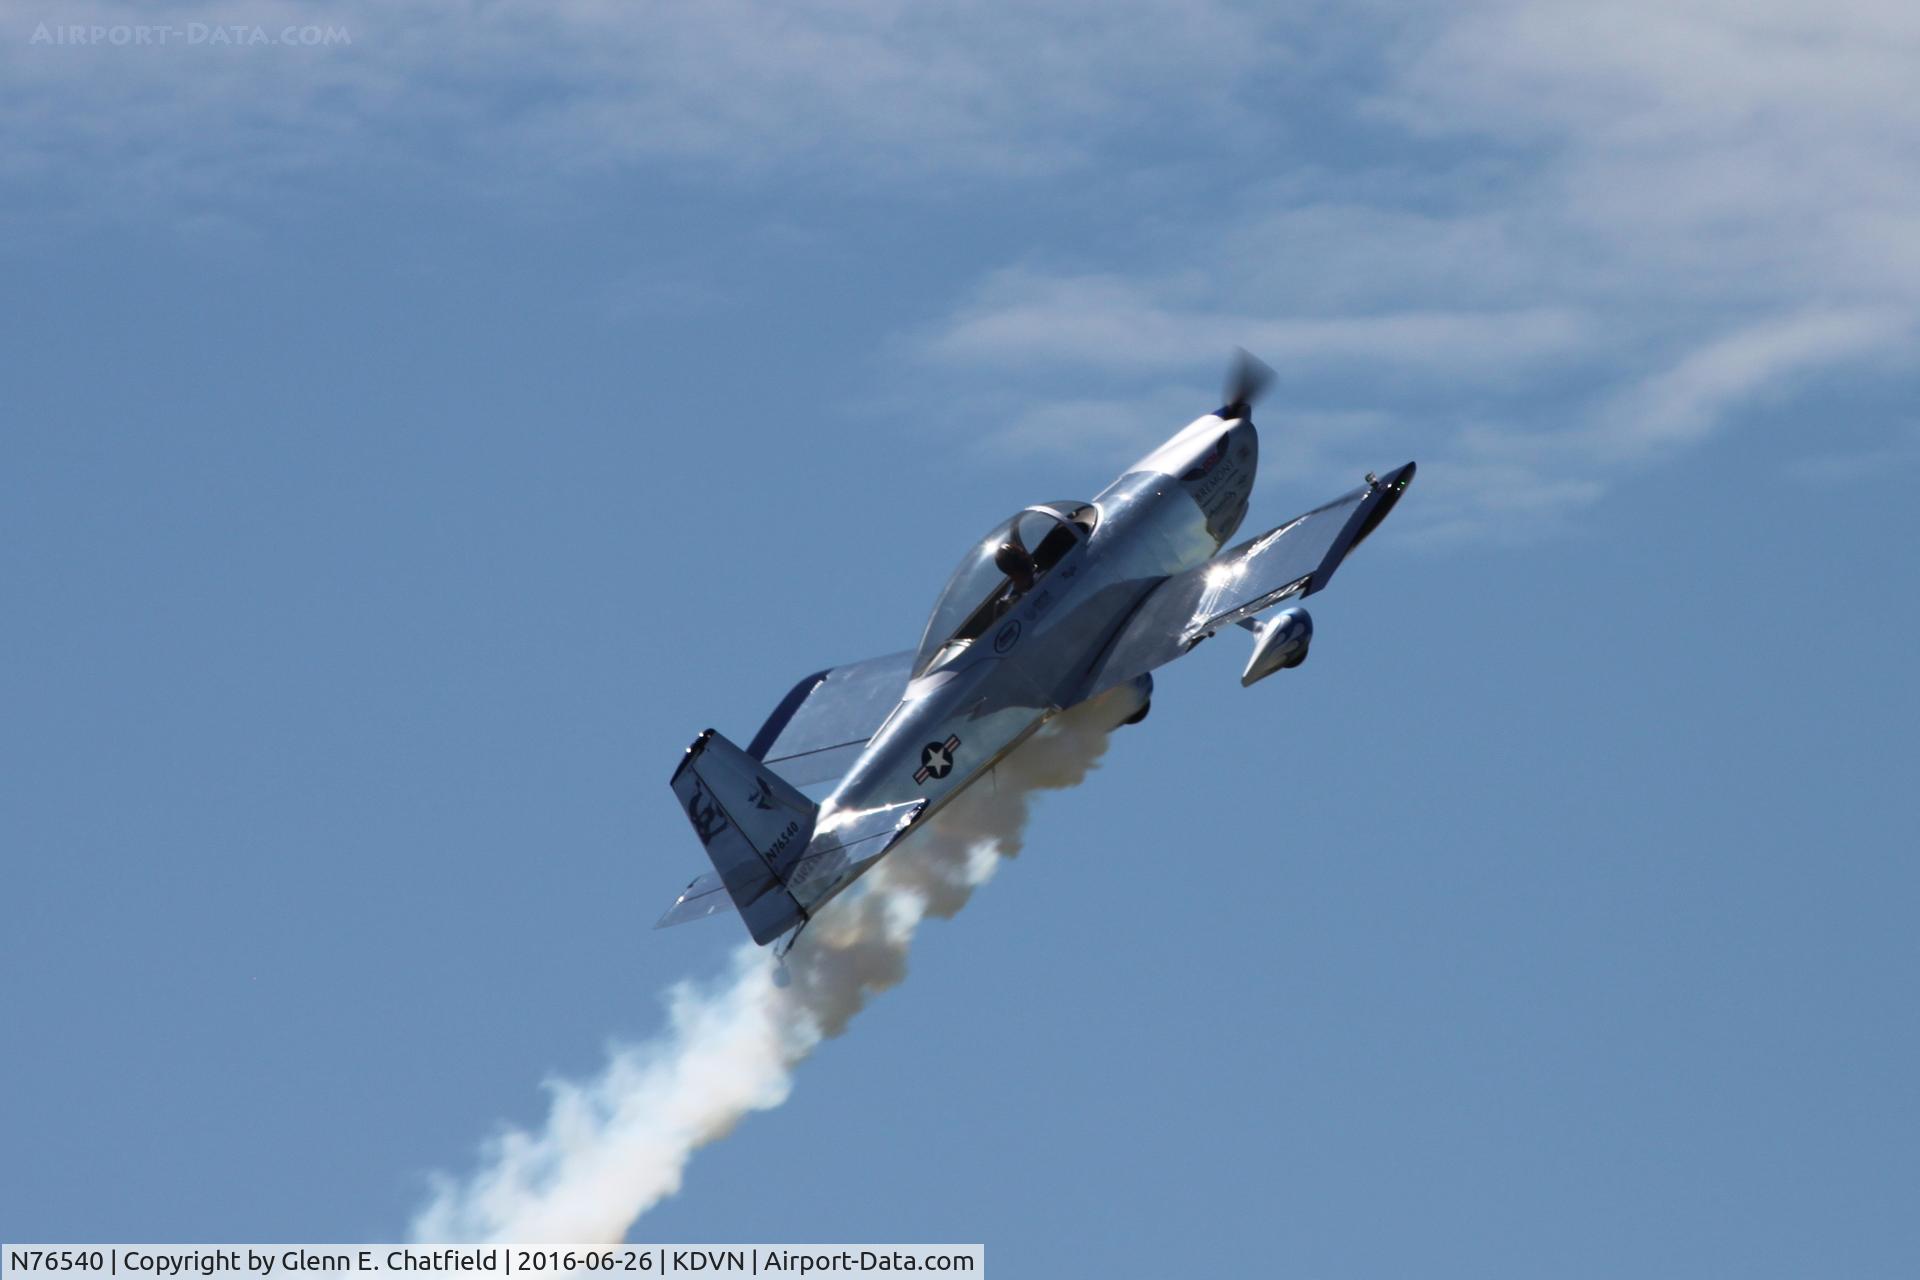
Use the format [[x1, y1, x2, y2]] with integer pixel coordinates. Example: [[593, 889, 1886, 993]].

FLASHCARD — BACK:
[[3, 1, 1917, 1274]]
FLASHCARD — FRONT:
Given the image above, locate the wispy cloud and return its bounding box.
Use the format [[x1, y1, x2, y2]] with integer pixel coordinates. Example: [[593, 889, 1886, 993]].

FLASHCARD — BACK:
[[1597, 308, 1913, 459], [2, 0, 1288, 222], [13, 0, 1916, 537], [929, 270, 1591, 379], [908, 0, 1920, 540]]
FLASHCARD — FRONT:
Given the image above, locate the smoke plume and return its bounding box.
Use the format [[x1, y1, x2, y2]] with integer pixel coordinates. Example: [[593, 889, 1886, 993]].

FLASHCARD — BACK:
[[409, 686, 1142, 1242]]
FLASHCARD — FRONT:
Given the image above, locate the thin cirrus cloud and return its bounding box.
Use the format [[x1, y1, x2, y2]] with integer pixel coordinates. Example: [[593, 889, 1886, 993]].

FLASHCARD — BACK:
[[0, 0, 1281, 212], [913, 0, 1920, 540], [1596, 308, 1915, 459], [927, 271, 1593, 379], [10, 0, 1915, 540]]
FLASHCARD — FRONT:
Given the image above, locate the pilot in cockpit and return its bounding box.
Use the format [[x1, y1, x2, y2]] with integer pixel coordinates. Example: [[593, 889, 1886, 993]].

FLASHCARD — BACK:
[[914, 503, 1098, 676], [993, 540, 1037, 593]]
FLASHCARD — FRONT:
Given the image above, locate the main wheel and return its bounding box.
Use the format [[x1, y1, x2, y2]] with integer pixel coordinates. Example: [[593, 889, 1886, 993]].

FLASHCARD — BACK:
[[1122, 699, 1151, 726]]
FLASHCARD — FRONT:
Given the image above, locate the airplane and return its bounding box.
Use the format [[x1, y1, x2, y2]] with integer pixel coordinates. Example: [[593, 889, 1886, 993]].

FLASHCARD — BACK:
[[661, 352, 1415, 954]]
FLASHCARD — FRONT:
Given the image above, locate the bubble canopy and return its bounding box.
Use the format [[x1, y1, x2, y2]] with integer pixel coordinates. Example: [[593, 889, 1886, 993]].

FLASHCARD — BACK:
[[912, 501, 1096, 676]]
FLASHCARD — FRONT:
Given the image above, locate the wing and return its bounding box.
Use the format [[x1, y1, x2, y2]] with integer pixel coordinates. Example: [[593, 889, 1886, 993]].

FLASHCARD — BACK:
[[1087, 462, 1414, 693], [745, 649, 915, 787]]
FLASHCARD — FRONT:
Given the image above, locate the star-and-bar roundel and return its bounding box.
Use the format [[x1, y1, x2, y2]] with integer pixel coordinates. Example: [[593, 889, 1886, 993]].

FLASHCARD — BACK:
[[914, 734, 961, 785]]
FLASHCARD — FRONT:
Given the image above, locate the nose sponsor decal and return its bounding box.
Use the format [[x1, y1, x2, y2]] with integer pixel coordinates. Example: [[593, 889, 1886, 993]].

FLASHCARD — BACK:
[[914, 734, 962, 785], [993, 619, 1022, 653], [1179, 433, 1230, 482], [1184, 434, 1256, 537]]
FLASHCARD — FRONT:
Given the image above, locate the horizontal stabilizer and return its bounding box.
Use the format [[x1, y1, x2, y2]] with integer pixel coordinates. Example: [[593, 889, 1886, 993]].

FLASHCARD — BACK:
[[782, 799, 926, 912], [656, 871, 731, 929], [748, 650, 915, 788]]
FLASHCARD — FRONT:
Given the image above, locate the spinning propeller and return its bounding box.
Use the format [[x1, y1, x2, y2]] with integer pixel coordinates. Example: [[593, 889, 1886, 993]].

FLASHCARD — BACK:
[[1219, 348, 1274, 421]]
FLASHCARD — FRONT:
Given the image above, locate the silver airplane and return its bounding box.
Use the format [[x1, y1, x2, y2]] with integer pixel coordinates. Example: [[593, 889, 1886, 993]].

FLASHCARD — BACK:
[[661, 353, 1415, 953]]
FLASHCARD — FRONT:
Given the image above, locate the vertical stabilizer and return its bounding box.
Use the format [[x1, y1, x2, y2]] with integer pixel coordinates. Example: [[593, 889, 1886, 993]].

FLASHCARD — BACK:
[[668, 730, 816, 944]]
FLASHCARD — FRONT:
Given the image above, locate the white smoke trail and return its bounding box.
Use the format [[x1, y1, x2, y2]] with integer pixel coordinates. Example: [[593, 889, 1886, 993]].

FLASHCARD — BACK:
[[409, 686, 1143, 1243]]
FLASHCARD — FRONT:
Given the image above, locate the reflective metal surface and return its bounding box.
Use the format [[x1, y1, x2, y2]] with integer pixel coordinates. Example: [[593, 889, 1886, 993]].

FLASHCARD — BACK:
[[1239, 606, 1313, 687], [912, 505, 1088, 677], [748, 650, 915, 787], [1086, 462, 1414, 694], [661, 374, 1416, 947]]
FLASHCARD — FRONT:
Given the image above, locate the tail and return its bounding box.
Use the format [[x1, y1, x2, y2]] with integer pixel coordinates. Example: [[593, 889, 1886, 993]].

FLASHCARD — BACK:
[[660, 728, 928, 947], [665, 729, 816, 944]]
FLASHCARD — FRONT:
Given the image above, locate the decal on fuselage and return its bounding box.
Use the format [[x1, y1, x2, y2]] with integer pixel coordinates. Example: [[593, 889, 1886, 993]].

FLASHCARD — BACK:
[[686, 782, 727, 844], [1185, 435, 1255, 539], [993, 619, 1022, 654], [1179, 434, 1230, 482], [914, 735, 962, 785], [765, 818, 802, 862]]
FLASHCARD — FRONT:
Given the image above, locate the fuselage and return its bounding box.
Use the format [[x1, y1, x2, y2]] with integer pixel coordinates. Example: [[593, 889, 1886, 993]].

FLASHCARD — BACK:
[[787, 410, 1260, 914]]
